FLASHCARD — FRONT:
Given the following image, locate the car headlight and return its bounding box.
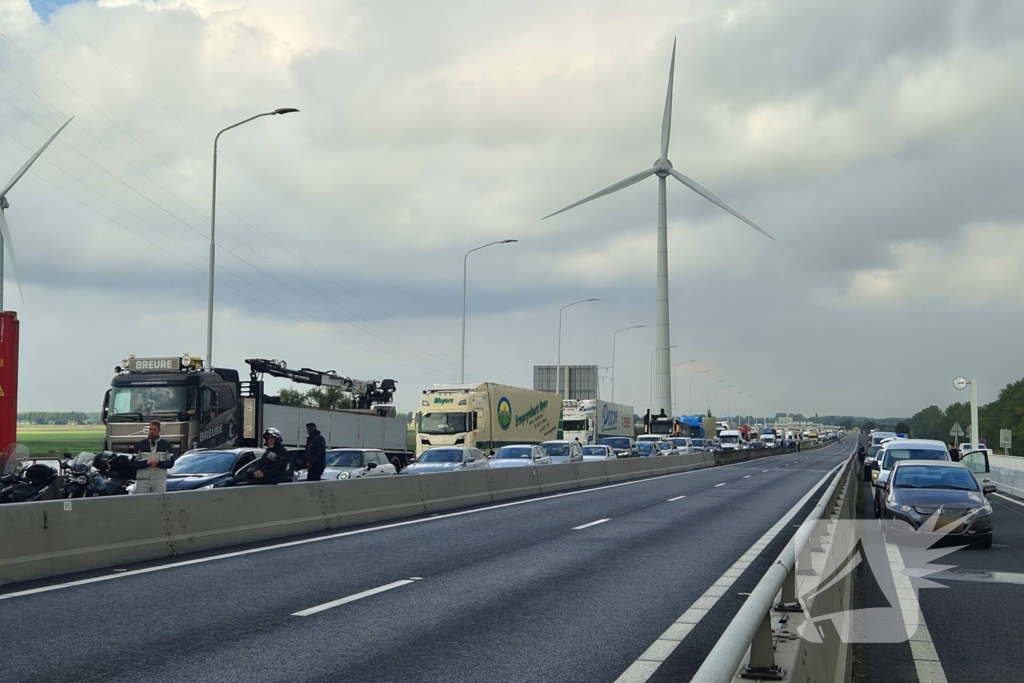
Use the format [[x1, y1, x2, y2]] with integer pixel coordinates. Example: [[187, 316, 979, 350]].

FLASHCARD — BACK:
[[338, 472, 350, 479], [871, 470, 879, 480], [886, 500, 913, 513], [966, 502, 993, 517]]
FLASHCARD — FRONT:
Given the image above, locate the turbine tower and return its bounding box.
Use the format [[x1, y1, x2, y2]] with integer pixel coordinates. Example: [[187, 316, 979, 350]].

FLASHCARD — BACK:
[[543, 39, 771, 415], [0, 117, 74, 310]]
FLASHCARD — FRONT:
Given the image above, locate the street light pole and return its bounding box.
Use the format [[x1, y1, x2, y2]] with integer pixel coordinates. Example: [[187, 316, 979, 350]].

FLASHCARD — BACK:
[[672, 360, 698, 414], [707, 380, 725, 415], [650, 345, 678, 409], [688, 370, 709, 415], [715, 385, 732, 417], [611, 325, 645, 402], [461, 239, 517, 382], [207, 107, 299, 368], [557, 298, 599, 399]]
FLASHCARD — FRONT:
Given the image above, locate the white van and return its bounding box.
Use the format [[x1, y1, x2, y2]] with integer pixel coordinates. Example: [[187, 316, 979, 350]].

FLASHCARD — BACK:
[[719, 429, 743, 451]]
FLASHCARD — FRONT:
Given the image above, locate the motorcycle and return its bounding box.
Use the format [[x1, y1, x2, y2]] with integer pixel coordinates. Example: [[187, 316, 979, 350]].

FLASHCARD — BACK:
[[62, 452, 99, 498], [88, 452, 136, 496], [0, 451, 60, 504]]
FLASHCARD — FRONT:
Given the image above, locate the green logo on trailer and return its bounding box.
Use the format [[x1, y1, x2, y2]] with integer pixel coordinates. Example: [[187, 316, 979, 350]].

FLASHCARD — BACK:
[[497, 396, 512, 431]]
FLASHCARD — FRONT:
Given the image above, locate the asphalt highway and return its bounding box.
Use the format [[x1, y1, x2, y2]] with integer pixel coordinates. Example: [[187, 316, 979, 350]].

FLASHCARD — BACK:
[[856, 454, 1024, 683], [0, 442, 852, 683]]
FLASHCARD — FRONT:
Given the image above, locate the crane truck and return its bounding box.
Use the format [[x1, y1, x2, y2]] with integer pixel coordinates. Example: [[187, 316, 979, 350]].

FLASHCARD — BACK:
[[102, 355, 412, 470]]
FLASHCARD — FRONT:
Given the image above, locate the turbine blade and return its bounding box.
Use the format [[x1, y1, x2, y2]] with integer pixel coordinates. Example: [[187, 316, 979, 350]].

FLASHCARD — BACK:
[[668, 168, 775, 241], [0, 210, 25, 304], [0, 116, 74, 199], [543, 168, 656, 220], [660, 38, 676, 160]]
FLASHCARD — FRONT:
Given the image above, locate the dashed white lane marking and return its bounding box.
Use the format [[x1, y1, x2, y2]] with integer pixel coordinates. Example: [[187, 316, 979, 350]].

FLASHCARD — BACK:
[[885, 542, 948, 683], [293, 578, 420, 617], [613, 462, 843, 683], [667, 495, 687, 502], [714, 483, 726, 488], [573, 518, 611, 530], [743, 475, 751, 479]]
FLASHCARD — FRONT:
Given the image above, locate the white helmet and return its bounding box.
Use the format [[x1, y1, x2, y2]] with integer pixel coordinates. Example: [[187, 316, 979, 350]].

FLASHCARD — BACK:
[[263, 427, 282, 442]]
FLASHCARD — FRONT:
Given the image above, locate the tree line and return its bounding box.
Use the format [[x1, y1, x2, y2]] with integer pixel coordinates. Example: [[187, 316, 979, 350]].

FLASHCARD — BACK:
[[19, 412, 98, 425], [899, 377, 1024, 452]]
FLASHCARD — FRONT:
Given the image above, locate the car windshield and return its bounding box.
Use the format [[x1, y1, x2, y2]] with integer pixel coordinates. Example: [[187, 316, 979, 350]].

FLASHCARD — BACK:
[[882, 448, 948, 469], [110, 385, 188, 416], [582, 446, 607, 456], [419, 448, 464, 463], [868, 446, 882, 457], [495, 446, 533, 460], [562, 419, 588, 432], [670, 439, 688, 448], [894, 466, 979, 491], [543, 443, 569, 456], [325, 450, 364, 467], [691, 439, 704, 447], [600, 437, 631, 450], [657, 442, 672, 451], [637, 442, 655, 454], [169, 451, 238, 475], [418, 412, 470, 434], [720, 435, 739, 444]]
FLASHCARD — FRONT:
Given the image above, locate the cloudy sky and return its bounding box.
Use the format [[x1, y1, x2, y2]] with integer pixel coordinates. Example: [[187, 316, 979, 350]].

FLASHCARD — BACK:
[[1, 0, 1022, 417]]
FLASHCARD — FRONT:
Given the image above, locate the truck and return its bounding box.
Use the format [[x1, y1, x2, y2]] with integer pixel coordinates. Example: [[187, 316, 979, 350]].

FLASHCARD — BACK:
[[644, 409, 675, 437], [561, 399, 634, 444], [761, 428, 778, 448], [103, 355, 412, 469], [416, 383, 560, 457], [673, 415, 717, 440]]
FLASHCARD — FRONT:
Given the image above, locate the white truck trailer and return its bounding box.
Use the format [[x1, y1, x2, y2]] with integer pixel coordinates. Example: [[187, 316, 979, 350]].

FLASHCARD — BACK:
[[416, 383, 560, 456], [561, 399, 635, 444]]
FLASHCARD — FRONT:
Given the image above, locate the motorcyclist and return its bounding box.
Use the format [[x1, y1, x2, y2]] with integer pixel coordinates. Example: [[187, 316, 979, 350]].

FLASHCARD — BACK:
[[252, 428, 290, 484]]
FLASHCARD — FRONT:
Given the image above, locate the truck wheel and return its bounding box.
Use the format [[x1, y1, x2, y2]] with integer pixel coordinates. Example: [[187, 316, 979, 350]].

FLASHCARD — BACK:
[[390, 458, 402, 472]]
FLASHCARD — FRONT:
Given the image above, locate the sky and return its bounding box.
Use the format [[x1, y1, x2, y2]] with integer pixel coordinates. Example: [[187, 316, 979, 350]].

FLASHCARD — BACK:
[[1, 0, 1022, 418]]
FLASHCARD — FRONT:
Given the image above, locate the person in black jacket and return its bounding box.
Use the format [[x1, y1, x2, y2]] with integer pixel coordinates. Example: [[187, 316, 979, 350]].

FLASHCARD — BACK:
[[305, 423, 327, 482], [252, 428, 290, 484], [132, 421, 176, 494]]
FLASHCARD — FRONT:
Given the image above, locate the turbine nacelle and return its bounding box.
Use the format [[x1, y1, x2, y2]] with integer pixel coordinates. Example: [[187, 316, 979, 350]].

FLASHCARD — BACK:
[[653, 158, 673, 178]]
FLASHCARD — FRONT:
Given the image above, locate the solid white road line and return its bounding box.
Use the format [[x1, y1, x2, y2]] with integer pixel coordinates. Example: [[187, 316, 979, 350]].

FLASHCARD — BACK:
[[292, 578, 418, 617], [613, 462, 844, 683], [885, 541, 948, 683], [573, 518, 611, 530], [714, 483, 726, 487], [993, 492, 1024, 508], [0, 449, 825, 602], [667, 495, 687, 502]]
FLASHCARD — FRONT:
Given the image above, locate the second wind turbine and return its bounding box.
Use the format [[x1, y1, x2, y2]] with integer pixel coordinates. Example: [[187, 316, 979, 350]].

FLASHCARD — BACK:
[[543, 38, 772, 415]]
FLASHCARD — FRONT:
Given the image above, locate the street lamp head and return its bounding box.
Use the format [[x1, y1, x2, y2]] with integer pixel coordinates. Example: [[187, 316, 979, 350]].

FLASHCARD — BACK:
[[586, 298, 600, 302], [500, 239, 519, 244], [273, 108, 300, 115]]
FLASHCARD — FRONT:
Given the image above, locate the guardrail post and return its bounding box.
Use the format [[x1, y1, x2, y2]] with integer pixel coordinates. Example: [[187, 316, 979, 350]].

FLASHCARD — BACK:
[[796, 540, 816, 575], [739, 610, 785, 680], [774, 564, 803, 612]]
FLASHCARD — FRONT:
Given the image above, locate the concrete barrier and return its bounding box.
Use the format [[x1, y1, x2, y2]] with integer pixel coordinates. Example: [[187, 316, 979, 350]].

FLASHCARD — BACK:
[[0, 450, 755, 587]]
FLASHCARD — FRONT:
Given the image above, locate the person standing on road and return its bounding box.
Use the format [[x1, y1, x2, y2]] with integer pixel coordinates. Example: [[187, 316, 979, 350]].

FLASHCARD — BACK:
[[133, 421, 176, 494], [305, 423, 327, 482], [252, 428, 290, 484], [949, 443, 960, 462]]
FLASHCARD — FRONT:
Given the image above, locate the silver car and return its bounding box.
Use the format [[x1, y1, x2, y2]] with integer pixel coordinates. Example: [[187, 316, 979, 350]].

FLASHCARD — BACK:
[[541, 440, 583, 464], [401, 447, 489, 474], [489, 445, 551, 468], [581, 445, 616, 461], [295, 448, 397, 481]]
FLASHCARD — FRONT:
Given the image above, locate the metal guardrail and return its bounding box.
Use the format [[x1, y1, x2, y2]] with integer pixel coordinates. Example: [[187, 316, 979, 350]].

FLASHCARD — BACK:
[[691, 452, 855, 682]]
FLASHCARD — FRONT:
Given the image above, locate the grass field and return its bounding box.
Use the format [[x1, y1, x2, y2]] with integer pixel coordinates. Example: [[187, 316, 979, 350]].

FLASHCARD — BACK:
[[16, 424, 106, 456]]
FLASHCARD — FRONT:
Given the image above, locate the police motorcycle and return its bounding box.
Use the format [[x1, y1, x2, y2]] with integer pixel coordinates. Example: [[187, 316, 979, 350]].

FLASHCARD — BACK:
[[0, 448, 60, 504], [62, 452, 99, 498], [88, 451, 136, 496]]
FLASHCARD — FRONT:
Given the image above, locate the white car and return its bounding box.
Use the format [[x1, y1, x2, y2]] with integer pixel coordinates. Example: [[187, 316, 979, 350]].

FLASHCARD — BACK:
[[655, 441, 678, 457], [581, 445, 616, 461], [540, 440, 583, 463], [295, 448, 396, 481], [401, 447, 490, 474], [871, 439, 951, 516], [489, 445, 551, 468], [668, 437, 693, 454]]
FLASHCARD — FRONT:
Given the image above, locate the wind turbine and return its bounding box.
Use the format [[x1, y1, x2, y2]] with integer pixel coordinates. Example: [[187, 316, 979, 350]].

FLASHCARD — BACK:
[[0, 117, 74, 311], [543, 39, 772, 415]]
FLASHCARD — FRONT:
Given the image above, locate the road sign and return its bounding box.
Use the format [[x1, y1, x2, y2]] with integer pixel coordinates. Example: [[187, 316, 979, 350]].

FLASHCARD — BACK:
[[1000, 429, 1011, 449], [950, 422, 964, 438]]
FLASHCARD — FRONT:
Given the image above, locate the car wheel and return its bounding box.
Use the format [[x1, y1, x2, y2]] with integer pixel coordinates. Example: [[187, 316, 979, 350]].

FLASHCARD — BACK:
[[973, 537, 993, 549]]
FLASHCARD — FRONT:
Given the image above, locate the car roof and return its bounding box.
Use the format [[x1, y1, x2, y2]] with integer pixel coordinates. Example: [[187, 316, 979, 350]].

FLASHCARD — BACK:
[[891, 460, 968, 470], [542, 440, 572, 444], [182, 447, 256, 455], [498, 444, 538, 448], [881, 439, 946, 450], [326, 447, 380, 452]]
